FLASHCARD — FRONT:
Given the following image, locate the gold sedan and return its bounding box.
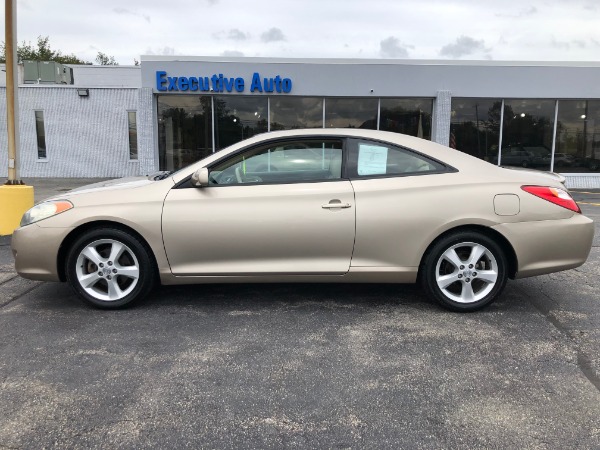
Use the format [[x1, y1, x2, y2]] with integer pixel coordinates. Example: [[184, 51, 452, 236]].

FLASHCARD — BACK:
[[11, 129, 594, 311]]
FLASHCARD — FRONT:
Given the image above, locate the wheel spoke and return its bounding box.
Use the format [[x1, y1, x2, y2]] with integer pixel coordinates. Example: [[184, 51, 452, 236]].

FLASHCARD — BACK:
[[468, 244, 486, 266], [442, 248, 463, 270], [461, 282, 476, 303], [115, 265, 140, 280], [106, 277, 124, 300], [81, 246, 103, 266], [108, 242, 126, 264], [437, 272, 460, 290], [476, 269, 498, 284], [79, 272, 102, 289]]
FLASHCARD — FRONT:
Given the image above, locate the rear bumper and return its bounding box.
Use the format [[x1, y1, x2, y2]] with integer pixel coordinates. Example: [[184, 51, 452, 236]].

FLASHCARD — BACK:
[[492, 214, 594, 279]]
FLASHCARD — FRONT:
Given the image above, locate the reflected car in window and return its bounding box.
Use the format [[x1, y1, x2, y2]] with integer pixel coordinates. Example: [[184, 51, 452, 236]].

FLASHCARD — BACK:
[[12, 129, 594, 312], [493, 146, 551, 168]]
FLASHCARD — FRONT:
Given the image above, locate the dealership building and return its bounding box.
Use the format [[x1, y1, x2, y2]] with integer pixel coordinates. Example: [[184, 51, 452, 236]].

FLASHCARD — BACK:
[[1, 56, 600, 188]]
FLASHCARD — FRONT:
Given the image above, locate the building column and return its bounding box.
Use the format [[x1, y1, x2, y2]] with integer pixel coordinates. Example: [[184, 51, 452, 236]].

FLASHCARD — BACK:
[[432, 90, 451, 147], [137, 87, 158, 175]]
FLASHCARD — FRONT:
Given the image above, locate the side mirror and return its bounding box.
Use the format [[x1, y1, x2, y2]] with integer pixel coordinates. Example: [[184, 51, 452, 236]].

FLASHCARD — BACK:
[[191, 168, 209, 187]]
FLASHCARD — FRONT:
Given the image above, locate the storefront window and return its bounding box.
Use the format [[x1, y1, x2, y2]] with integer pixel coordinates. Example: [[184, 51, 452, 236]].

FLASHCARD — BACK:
[[214, 96, 268, 150], [380, 98, 433, 140], [555, 100, 600, 173], [325, 98, 378, 129], [270, 97, 323, 130], [450, 99, 501, 161], [158, 95, 212, 171], [500, 99, 555, 171]]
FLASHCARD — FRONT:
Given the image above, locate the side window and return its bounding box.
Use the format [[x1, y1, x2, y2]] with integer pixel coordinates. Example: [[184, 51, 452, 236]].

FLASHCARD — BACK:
[[208, 140, 343, 185], [349, 139, 446, 177]]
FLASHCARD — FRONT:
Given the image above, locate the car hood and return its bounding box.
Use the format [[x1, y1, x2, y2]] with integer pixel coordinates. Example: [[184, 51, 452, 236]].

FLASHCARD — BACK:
[[42, 176, 170, 202]]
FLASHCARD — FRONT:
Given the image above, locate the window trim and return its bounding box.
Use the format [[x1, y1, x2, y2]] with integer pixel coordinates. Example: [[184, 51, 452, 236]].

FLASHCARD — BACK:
[[127, 110, 138, 161], [345, 138, 457, 180], [175, 136, 349, 189], [34, 110, 47, 160]]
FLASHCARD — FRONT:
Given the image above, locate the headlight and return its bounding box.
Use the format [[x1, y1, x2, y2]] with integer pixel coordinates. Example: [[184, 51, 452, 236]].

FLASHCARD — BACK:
[[20, 200, 74, 227]]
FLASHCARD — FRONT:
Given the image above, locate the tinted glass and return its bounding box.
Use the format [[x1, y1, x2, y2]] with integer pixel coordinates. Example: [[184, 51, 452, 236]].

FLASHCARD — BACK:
[[348, 139, 445, 178], [158, 95, 213, 171], [128, 111, 138, 160], [214, 96, 268, 150], [450, 98, 501, 161], [209, 140, 343, 185], [500, 100, 555, 171], [380, 98, 433, 139], [325, 98, 378, 129], [35, 110, 46, 159], [270, 97, 323, 130], [555, 100, 600, 173]]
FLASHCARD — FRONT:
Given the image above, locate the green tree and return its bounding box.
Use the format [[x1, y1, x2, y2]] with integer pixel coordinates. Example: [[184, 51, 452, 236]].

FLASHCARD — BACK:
[[95, 51, 119, 66], [0, 35, 117, 65]]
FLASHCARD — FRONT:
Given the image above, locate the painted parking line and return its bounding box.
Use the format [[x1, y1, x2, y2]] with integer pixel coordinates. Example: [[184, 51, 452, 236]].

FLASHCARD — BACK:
[[571, 191, 600, 195], [578, 202, 600, 206]]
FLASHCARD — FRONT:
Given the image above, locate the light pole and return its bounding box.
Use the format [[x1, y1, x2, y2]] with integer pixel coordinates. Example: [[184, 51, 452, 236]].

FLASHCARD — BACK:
[[0, 0, 34, 235]]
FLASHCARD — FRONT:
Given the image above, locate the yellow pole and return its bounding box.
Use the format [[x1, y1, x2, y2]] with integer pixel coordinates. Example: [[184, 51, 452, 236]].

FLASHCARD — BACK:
[[1, 0, 34, 235], [5, 0, 20, 184]]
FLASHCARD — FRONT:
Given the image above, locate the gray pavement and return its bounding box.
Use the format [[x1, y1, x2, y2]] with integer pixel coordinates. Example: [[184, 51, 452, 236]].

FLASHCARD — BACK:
[[0, 179, 599, 448]]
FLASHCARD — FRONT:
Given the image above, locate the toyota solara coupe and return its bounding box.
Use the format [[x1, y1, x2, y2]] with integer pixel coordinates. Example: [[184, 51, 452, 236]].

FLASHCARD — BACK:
[[12, 129, 594, 312]]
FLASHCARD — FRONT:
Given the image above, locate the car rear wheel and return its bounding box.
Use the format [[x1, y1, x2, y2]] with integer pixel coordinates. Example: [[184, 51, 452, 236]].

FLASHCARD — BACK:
[[421, 231, 508, 312], [65, 228, 156, 309]]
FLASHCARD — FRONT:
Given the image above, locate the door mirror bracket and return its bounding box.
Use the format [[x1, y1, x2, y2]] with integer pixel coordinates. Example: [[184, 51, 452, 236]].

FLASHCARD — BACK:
[[191, 168, 209, 187]]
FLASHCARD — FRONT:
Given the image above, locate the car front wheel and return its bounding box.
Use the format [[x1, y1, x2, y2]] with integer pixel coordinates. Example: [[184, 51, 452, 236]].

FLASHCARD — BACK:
[[421, 231, 508, 312], [65, 228, 156, 309]]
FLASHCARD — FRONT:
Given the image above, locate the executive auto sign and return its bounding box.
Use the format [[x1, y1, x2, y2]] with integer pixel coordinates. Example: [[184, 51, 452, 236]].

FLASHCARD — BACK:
[[156, 71, 293, 93]]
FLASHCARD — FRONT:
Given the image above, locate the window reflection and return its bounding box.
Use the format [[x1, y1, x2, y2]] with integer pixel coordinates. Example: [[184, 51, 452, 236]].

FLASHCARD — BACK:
[[325, 98, 378, 129], [450, 99, 501, 161], [270, 97, 323, 130], [500, 100, 555, 171], [35, 110, 47, 159], [555, 100, 600, 172], [380, 98, 433, 139], [214, 96, 268, 150], [158, 95, 212, 171]]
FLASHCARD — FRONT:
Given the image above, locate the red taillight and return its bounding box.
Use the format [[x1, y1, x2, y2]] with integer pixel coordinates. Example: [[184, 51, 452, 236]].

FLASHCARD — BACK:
[[521, 185, 581, 213]]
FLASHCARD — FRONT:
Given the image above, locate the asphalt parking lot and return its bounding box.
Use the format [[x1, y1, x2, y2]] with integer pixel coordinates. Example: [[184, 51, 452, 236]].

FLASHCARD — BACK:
[[0, 182, 599, 448]]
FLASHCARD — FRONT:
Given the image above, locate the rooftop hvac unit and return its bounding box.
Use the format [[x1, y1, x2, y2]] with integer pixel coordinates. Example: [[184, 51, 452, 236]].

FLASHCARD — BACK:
[[23, 61, 74, 84]]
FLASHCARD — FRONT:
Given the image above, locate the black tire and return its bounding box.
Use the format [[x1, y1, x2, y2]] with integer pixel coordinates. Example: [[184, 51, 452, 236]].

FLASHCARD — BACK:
[[521, 160, 529, 168], [420, 231, 508, 312], [65, 228, 156, 309]]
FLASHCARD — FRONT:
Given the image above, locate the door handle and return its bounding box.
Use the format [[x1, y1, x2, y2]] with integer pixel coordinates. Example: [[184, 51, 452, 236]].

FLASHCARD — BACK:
[[322, 201, 352, 209]]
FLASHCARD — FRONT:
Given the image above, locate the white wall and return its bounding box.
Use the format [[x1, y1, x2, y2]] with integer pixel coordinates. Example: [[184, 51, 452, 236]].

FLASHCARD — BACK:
[[0, 86, 155, 178]]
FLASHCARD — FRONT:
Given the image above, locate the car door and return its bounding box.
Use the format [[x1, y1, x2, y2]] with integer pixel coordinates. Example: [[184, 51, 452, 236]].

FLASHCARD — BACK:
[[345, 138, 453, 269], [162, 138, 356, 275]]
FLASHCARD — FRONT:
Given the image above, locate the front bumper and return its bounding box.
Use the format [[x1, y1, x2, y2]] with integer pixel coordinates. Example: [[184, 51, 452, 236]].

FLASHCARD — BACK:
[[493, 213, 594, 279], [11, 224, 73, 282]]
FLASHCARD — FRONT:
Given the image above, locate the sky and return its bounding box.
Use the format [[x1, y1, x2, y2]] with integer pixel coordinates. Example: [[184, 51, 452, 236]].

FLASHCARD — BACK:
[[5, 0, 600, 65]]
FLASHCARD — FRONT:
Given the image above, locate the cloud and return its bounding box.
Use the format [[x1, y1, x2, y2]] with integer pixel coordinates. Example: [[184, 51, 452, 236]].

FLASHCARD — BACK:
[[261, 27, 286, 43], [440, 35, 488, 58], [214, 29, 250, 41], [379, 37, 411, 58], [221, 50, 245, 57], [145, 46, 176, 56], [113, 8, 150, 23], [495, 6, 537, 18], [228, 29, 249, 41], [550, 37, 589, 50]]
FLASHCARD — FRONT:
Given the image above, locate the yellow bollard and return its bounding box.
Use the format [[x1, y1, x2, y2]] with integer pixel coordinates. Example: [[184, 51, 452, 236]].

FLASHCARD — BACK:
[[0, 184, 34, 235]]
